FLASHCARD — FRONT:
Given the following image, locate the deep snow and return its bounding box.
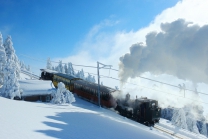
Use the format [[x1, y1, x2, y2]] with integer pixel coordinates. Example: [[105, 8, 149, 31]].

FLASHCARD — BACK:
[[0, 94, 171, 139], [0, 72, 207, 139]]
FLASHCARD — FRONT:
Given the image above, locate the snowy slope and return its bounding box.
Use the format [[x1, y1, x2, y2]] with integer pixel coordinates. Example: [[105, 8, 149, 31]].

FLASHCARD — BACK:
[[0, 72, 207, 139], [0, 94, 174, 139]]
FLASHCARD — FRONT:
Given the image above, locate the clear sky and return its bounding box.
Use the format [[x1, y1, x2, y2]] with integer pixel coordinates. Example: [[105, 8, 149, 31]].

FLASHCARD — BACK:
[[0, 0, 178, 68]]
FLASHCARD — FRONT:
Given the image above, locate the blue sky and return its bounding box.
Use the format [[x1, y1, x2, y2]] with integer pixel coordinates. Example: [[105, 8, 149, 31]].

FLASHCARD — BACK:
[[1, 0, 208, 114], [0, 0, 178, 66]]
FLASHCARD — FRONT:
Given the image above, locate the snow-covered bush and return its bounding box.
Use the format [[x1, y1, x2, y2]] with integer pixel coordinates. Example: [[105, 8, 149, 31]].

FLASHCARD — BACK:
[[51, 82, 75, 104], [164, 103, 208, 137], [171, 108, 187, 129]]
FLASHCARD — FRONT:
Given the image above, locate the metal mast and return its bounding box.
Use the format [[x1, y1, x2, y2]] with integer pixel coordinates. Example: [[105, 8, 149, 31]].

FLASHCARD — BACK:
[[97, 61, 112, 107]]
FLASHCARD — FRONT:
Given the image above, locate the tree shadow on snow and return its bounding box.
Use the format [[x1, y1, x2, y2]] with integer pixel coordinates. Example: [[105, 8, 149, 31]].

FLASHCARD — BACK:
[[36, 97, 171, 139], [36, 112, 134, 139]]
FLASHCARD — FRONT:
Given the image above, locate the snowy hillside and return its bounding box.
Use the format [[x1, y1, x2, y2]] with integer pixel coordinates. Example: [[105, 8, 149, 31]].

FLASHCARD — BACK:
[[1, 93, 169, 139], [0, 72, 207, 139]]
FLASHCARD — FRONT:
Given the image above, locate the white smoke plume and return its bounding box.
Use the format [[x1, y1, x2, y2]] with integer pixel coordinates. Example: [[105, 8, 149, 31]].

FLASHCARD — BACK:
[[119, 19, 208, 84]]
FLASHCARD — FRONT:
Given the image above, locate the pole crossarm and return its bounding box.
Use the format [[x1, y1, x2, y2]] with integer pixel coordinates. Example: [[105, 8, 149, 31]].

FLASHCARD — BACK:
[[98, 62, 112, 69]]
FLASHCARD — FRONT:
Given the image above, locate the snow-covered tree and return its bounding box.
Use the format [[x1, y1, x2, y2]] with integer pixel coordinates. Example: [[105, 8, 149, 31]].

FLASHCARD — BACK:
[[0, 32, 6, 86], [56, 60, 65, 73], [76, 70, 81, 78], [64, 64, 68, 74], [67, 62, 75, 75], [3, 35, 20, 79], [61, 65, 65, 74], [85, 73, 96, 83], [51, 82, 75, 104], [52, 66, 55, 70], [28, 65, 30, 71], [1, 59, 21, 99], [201, 122, 207, 137], [46, 58, 52, 70], [79, 69, 85, 79], [86, 73, 92, 82], [1, 35, 21, 99], [171, 108, 187, 129], [186, 115, 199, 133]]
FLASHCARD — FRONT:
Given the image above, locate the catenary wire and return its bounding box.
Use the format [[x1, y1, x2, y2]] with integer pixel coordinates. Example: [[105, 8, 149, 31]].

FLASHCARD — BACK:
[[19, 54, 208, 97]]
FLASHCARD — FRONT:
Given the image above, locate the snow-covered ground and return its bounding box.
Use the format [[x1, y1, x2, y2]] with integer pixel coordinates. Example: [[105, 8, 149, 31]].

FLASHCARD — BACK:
[[0, 72, 207, 139]]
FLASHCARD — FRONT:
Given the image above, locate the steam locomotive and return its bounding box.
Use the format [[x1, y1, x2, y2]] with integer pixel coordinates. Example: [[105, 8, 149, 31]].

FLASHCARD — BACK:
[[115, 93, 161, 126], [40, 69, 161, 126]]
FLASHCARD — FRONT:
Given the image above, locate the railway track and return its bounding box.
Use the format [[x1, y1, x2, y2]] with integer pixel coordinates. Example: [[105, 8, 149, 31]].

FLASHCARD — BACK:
[[154, 124, 191, 139], [21, 70, 40, 79]]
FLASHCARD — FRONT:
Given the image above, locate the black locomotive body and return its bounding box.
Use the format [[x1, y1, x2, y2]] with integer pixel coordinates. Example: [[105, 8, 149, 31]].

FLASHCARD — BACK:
[[116, 94, 161, 126]]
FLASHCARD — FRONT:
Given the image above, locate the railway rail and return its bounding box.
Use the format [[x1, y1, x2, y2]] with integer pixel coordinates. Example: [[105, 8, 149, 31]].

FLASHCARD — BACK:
[[154, 124, 192, 139], [20, 70, 40, 79]]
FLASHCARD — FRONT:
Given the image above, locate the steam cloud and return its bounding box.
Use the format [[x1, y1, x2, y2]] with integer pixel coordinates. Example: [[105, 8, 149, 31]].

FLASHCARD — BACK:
[[119, 19, 208, 84]]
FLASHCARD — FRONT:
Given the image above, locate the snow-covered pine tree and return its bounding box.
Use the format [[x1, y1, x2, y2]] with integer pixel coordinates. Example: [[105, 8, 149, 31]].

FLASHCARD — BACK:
[[57, 60, 62, 73], [61, 65, 65, 74], [51, 82, 75, 104], [200, 122, 207, 137], [87, 75, 96, 83], [86, 73, 92, 82], [2, 59, 21, 99], [57, 60, 65, 73], [67, 62, 75, 76], [46, 58, 52, 70], [76, 70, 80, 78], [92, 76, 96, 83], [80, 69, 85, 79], [4, 35, 20, 79], [28, 65, 30, 71], [65, 89, 75, 104], [171, 108, 187, 129], [2, 35, 21, 99], [64, 64, 68, 74], [0, 32, 6, 87], [186, 115, 199, 133]]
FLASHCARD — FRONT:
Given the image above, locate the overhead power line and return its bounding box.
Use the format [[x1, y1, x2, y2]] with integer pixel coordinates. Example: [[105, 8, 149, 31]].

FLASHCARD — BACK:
[[19, 54, 208, 98]]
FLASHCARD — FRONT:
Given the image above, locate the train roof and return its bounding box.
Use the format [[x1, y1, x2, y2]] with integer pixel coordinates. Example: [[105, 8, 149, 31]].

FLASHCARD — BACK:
[[136, 98, 158, 103], [54, 73, 81, 80], [74, 79, 117, 93], [40, 69, 58, 74]]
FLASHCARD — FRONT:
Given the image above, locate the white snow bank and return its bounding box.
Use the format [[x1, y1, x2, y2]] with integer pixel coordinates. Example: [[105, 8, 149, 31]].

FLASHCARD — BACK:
[[19, 80, 54, 96], [0, 96, 174, 139], [157, 118, 207, 139]]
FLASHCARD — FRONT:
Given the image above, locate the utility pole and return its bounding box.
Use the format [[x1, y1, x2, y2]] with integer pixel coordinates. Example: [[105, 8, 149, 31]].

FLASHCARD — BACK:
[[97, 62, 112, 107]]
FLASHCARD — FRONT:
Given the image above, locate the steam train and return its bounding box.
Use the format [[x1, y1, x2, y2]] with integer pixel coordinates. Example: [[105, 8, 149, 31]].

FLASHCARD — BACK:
[[40, 69, 161, 126], [40, 69, 117, 108], [115, 93, 161, 126]]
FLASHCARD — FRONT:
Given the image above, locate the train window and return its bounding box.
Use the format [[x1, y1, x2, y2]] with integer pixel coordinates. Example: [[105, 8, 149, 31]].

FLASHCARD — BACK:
[[152, 103, 155, 107]]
